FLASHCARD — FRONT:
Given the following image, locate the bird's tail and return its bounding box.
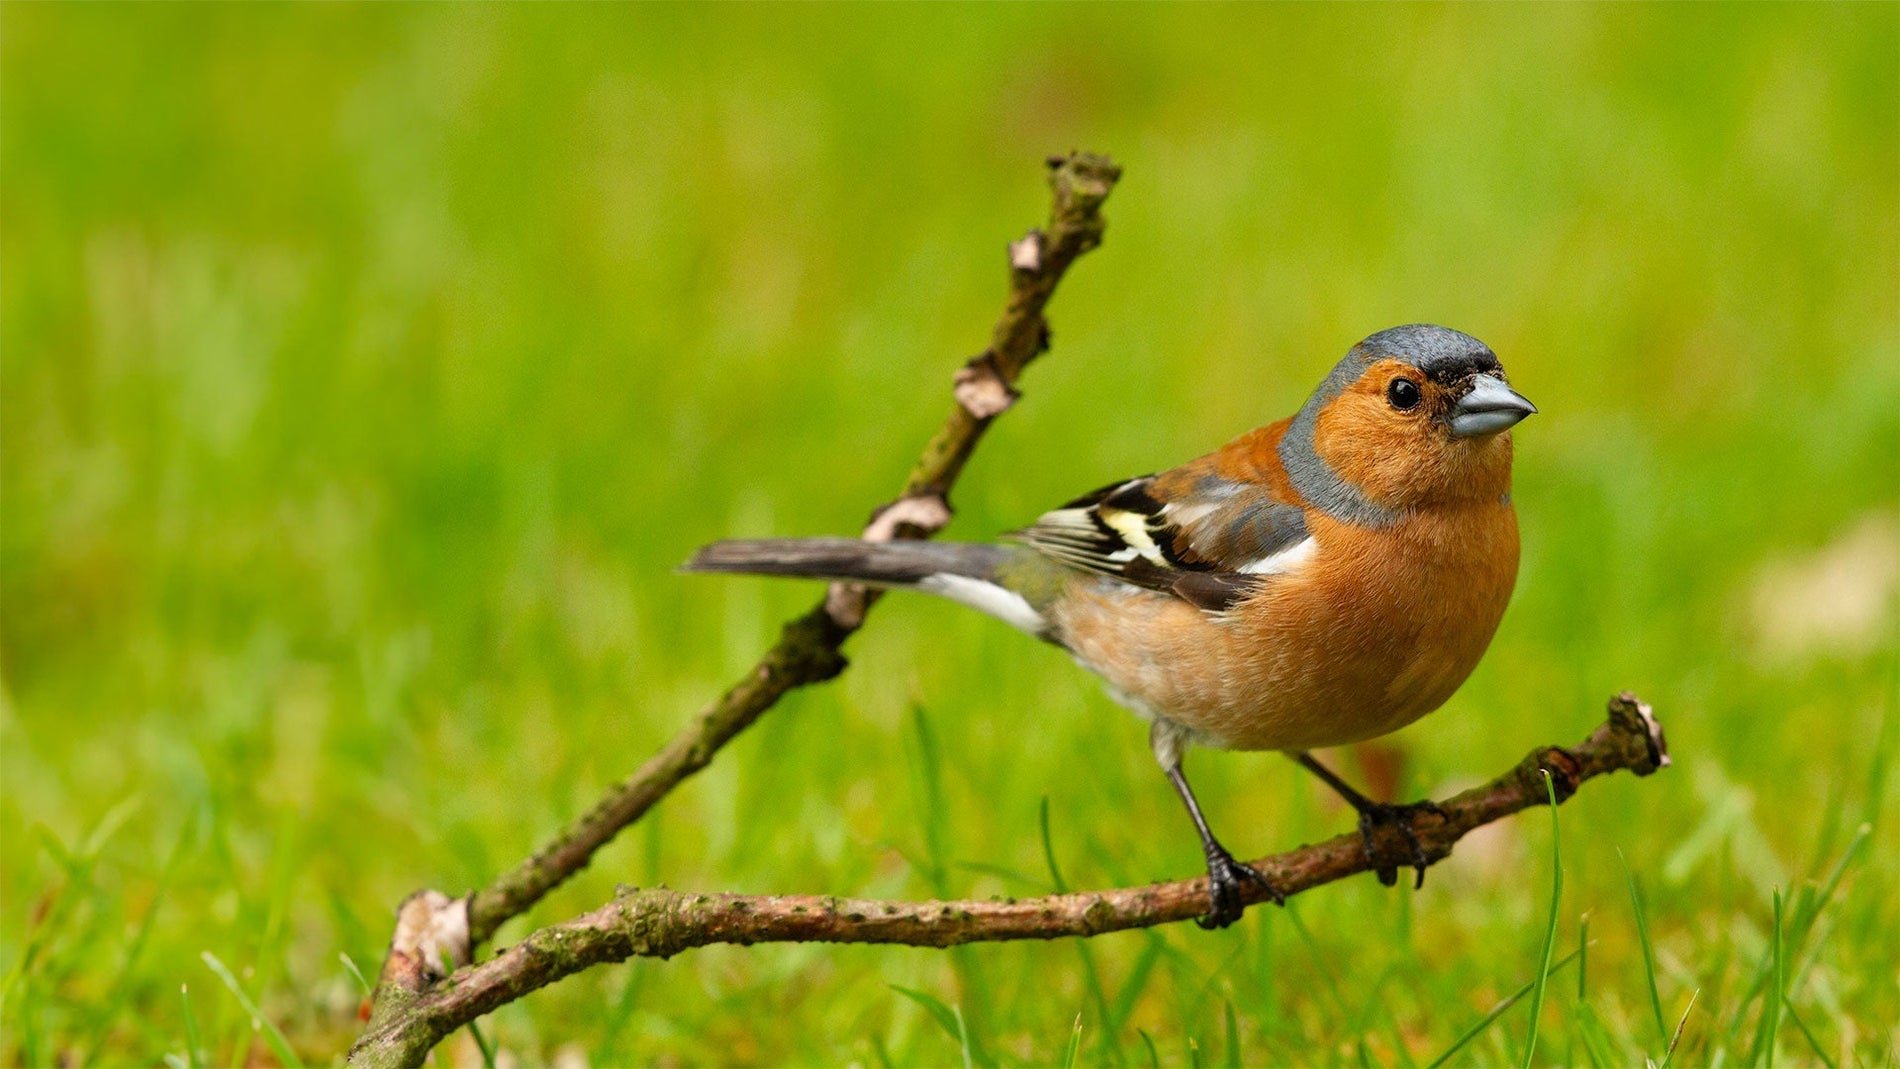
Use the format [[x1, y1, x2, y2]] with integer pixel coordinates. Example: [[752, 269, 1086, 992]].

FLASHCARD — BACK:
[[682, 538, 1047, 635]]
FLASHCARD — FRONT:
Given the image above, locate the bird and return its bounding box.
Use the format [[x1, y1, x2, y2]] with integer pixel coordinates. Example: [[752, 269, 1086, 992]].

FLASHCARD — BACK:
[[685, 324, 1535, 928]]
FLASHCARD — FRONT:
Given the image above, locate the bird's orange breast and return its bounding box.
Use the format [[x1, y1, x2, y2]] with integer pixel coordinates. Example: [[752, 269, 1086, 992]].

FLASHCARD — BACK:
[[1052, 501, 1519, 752]]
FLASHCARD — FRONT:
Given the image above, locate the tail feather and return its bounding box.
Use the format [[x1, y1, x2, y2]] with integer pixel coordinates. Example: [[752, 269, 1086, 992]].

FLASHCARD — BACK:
[[684, 537, 1011, 585], [683, 538, 1046, 634]]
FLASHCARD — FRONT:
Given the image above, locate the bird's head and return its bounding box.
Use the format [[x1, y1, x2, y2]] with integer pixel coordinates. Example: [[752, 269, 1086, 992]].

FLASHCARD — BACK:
[[1279, 324, 1535, 522]]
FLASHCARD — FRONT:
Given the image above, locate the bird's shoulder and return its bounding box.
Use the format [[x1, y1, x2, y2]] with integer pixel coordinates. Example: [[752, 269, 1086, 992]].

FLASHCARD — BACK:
[[1008, 420, 1315, 611]]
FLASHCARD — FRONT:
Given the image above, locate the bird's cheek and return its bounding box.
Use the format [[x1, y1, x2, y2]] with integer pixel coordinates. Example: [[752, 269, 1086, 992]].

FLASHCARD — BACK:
[[1312, 400, 1423, 507]]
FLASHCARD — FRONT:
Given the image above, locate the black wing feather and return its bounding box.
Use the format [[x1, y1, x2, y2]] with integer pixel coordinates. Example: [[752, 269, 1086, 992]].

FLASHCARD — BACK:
[[1010, 473, 1308, 612]]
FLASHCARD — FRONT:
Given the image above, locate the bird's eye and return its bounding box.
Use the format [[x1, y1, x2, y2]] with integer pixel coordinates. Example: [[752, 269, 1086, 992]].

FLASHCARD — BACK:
[[1386, 378, 1422, 411]]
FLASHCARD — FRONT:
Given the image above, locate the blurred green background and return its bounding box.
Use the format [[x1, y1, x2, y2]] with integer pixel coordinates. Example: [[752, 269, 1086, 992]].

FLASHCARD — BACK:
[[4, 4, 1896, 1066]]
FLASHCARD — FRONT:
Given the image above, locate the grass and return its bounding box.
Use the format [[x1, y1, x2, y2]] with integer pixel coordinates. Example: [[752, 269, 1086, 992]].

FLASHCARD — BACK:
[[1521, 773, 1564, 1068], [4, 4, 1898, 1065], [1621, 850, 1670, 1056], [199, 951, 301, 1069]]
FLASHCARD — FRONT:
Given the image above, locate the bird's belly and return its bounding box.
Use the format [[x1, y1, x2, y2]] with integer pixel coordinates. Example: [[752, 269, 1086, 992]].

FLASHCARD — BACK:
[[1056, 513, 1517, 752]]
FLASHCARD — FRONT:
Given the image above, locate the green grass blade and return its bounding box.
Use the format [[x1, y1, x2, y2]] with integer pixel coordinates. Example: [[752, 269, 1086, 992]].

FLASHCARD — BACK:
[[338, 952, 371, 1000], [1781, 823, 1870, 999], [468, 1018, 498, 1069], [1763, 889, 1785, 1069], [12, 790, 144, 1043], [1780, 994, 1833, 1069], [1861, 702, 1896, 830], [1522, 770, 1564, 1068], [1572, 1002, 1617, 1068], [1184, 942, 1250, 1026], [1345, 964, 1399, 1048], [1224, 997, 1241, 1067], [891, 985, 964, 1055], [1727, 823, 1872, 1051], [200, 951, 302, 1069], [955, 860, 1042, 887], [1061, 1011, 1084, 1069], [1, 827, 89, 1023], [1426, 948, 1582, 1069], [1071, 943, 1117, 1066], [1576, 915, 1590, 1002], [1039, 796, 1068, 894], [595, 959, 648, 1066], [1620, 849, 1671, 1054], [1284, 903, 1350, 1025], [1138, 1028, 1161, 1069], [1799, 824, 1871, 938], [76, 812, 192, 1065], [1386, 1017, 1421, 1069], [75, 794, 144, 861], [903, 705, 951, 897], [1662, 988, 1699, 1069], [1111, 935, 1166, 1033], [180, 983, 203, 1069], [1038, 797, 1119, 1064]]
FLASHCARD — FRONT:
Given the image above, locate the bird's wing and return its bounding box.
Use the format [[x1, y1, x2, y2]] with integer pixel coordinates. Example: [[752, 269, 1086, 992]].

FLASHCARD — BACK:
[[1009, 459, 1312, 612]]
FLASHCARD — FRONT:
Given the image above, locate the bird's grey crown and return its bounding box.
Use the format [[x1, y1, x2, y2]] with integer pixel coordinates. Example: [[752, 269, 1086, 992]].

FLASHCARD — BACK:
[[1278, 324, 1501, 528], [1359, 324, 1503, 384]]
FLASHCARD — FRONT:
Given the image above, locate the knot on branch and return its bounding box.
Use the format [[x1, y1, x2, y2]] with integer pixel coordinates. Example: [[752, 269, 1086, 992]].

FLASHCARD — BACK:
[[821, 495, 956, 628], [772, 608, 851, 681], [364, 889, 472, 1031], [1009, 231, 1044, 274], [953, 352, 1019, 420], [614, 891, 692, 960], [1535, 747, 1584, 802], [863, 493, 954, 541]]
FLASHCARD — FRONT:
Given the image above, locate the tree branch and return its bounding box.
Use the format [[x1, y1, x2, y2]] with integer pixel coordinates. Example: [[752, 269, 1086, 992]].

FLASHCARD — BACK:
[[466, 151, 1120, 943], [349, 694, 1669, 1068], [353, 153, 1122, 1056]]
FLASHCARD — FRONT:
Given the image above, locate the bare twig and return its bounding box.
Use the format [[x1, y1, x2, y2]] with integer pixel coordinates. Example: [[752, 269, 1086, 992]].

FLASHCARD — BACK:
[[348, 694, 1669, 1067], [353, 153, 1122, 1054], [467, 151, 1118, 943]]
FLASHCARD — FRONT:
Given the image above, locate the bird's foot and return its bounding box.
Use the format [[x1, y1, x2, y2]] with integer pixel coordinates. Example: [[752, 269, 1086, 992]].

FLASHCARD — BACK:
[[1195, 844, 1283, 930], [1354, 799, 1447, 889]]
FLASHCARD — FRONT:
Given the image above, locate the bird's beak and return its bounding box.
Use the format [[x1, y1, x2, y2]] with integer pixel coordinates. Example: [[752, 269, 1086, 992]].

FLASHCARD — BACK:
[[1450, 374, 1537, 438]]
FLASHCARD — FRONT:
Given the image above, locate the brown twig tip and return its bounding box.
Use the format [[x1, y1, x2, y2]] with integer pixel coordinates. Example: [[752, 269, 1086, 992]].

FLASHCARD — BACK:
[[1048, 152, 1122, 214], [1616, 690, 1670, 770]]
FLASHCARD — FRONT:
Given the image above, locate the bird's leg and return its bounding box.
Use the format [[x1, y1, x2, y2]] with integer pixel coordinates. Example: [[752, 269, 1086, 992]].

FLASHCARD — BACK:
[[1290, 751, 1445, 889], [1163, 760, 1284, 929]]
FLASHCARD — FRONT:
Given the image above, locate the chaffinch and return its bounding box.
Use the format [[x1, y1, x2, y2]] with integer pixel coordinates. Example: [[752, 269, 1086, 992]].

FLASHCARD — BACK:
[[688, 324, 1536, 928]]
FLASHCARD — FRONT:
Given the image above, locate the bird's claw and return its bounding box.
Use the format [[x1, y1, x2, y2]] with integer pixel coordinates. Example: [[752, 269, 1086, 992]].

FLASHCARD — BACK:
[[1195, 845, 1283, 930], [1355, 800, 1446, 888]]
